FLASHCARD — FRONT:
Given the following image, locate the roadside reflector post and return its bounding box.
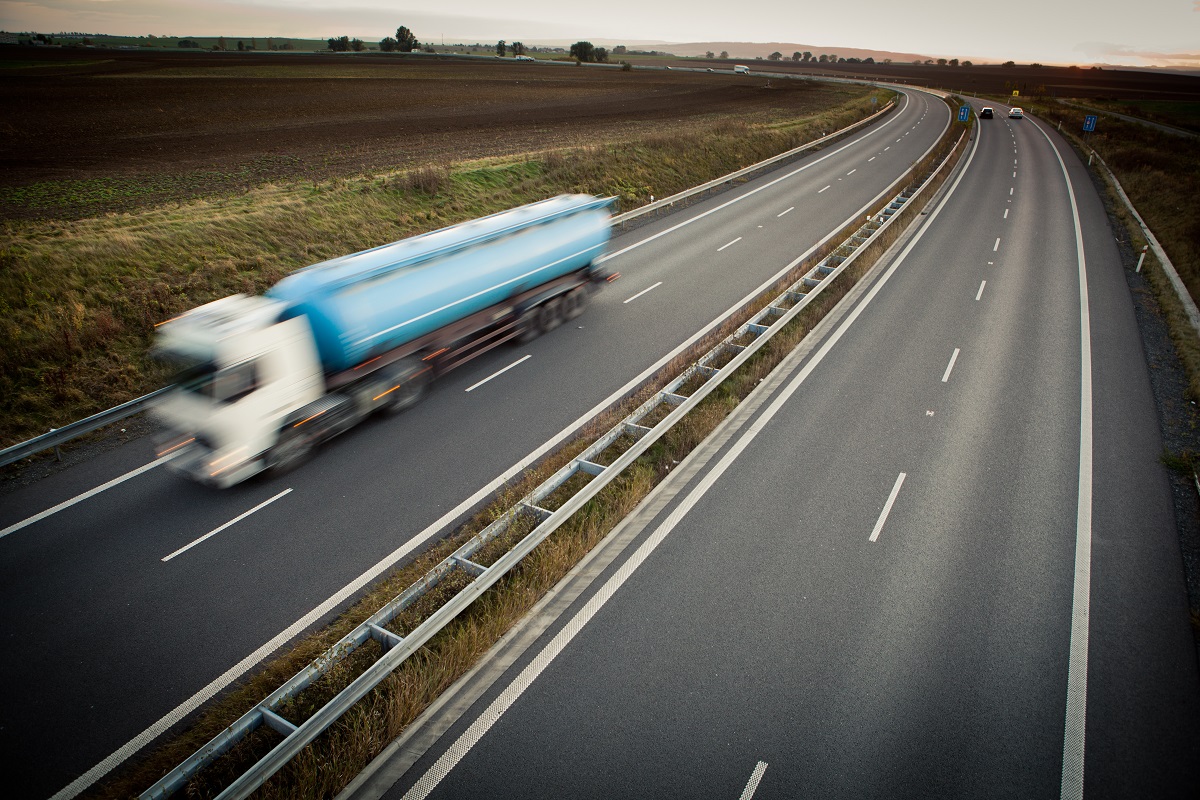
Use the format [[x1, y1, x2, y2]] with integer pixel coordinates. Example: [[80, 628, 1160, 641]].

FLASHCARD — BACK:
[[1136, 244, 1148, 274]]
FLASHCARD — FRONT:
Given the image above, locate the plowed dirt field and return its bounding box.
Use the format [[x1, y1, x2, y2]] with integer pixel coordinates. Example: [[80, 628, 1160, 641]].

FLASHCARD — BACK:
[[1, 48, 858, 218]]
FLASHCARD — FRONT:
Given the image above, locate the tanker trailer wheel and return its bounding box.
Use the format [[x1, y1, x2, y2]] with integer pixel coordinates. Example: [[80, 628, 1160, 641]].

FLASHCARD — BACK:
[[517, 307, 541, 343], [269, 428, 314, 474], [379, 357, 430, 413], [538, 297, 563, 333], [562, 286, 587, 320]]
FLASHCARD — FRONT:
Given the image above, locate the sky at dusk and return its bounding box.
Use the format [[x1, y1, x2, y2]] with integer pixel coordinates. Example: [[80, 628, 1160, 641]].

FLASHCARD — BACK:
[[1, 0, 1197, 68]]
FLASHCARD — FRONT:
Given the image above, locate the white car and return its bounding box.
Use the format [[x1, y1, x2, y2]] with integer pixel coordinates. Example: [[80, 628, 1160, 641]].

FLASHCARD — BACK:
[[1009, 107, 1024, 119], [514, 55, 534, 62]]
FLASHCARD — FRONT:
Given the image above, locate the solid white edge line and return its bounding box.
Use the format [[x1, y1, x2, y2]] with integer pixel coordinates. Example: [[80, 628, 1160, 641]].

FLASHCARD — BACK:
[[941, 347, 961, 382], [739, 761, 770, 800], [1032, 118, 1093, 800], [597, 93, 917, 266], [718, 237, 743, 252], [53, 92, 955, 800], [403, 121, 985, 799], [161, 489, 293, 562], [622, 281, 664, 304], [869, 472, 907, 542], [777, 207, 794, 217], [976, 280, 987, 301], [0, 452, 179, 540], [464, 355, 532, 392]]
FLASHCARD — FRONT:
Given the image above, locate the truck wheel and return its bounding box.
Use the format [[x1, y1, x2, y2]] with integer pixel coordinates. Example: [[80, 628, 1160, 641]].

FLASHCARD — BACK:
[[538, 298, 563, 332], [563, 287, 587, 320], [269, 428, 313, 474], [380, 358, 429, 413], [517, 307, 541, 343]]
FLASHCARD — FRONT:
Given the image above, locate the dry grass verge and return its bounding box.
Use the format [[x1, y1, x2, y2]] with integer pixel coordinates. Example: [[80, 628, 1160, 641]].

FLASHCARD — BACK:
[[90, 104, 965, 799]]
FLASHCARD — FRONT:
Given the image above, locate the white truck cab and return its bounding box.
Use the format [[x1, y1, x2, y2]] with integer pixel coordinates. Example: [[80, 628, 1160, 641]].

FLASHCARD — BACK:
[[153, 295, 323, 487]]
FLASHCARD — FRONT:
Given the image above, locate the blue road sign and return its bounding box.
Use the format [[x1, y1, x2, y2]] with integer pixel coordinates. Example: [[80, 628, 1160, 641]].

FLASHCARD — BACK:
[[959, 106, 970, 122], [1083, 115, 1098, 132]]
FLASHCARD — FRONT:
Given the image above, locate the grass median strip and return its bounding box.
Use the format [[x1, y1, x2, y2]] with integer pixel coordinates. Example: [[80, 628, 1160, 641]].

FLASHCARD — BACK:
[[90, 105, 966, 799]]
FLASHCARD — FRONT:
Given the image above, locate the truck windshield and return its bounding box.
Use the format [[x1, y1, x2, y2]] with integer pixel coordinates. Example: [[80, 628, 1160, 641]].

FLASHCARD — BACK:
[[164, 355, 260, 404]]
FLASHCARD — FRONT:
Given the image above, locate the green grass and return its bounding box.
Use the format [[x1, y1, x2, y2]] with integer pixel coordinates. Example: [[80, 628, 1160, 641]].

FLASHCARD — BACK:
[[0, 87, 889, 452]]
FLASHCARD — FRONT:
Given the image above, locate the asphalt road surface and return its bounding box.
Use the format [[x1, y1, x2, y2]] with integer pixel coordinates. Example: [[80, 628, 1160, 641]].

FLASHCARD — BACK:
[[1, 91, 952, 797], [360, 105, 1199, 800]]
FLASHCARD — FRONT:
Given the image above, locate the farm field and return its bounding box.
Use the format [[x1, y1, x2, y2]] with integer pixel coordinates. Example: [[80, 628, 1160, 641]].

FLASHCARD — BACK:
[[0, 47, 863, 219]]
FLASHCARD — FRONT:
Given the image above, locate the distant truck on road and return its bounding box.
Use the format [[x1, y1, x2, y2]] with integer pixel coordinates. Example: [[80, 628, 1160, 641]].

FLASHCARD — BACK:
[[152, 194, 616, 487], [733, 65, 750, 74]]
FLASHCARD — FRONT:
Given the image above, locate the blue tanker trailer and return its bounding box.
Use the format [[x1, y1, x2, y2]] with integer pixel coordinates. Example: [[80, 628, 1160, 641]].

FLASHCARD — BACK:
[[152, 194, 617, 487]]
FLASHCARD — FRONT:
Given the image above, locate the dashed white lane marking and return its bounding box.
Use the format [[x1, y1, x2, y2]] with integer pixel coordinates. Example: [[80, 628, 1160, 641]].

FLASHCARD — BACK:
[[622, 281, 663, 304], [740, 761, 770, 800], [976, 280, 987, 301], [465, 354, 532, 392], [869, 473, 907, 543], [1010, 187, 1014, 196], [161, 489, 292, 562], [818, 185, 830, 194], [718, 237, 743, 252], [868, 156, 877, 162], [942, 348, 961, 382], [994, 237, 1001, 252], [1004, 208, 1009, 219], [777, 206, 794, 217], [847, 169, 857, 176]]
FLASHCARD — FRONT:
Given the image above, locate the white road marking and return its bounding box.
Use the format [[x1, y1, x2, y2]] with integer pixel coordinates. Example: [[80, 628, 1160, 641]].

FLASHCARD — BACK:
[[941, 348, 961, 382], [718, 237, 743, 252], [1013, 170, 1017, 178], [818, 185, 830, 194], [1032, 114, 1094, 800], [976, 280, 987, 301], [847, 169, 857, 176], [1010, 187, 1014, 196], [869, 473, 907, 543], [895, 138, 902, 142], [740, 762, 770, 800], [0, 452, 180, 540], [161, 489, 292, 563], [777, 206, 794, 217], [1004, 208, 1009, 219], [403, 125, 987, 799], [622, 281, 663, 304], [868, 156, 876, 162], [994, 237, 1001, 252], [884, 146, 891, 151], [465, 355, 532, 392]]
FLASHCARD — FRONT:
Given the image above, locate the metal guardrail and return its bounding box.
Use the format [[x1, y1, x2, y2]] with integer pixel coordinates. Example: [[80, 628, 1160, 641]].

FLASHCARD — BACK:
[[0, 387, 172, 469], [141, 123, 965, 799], [2, 96, 900, 473]]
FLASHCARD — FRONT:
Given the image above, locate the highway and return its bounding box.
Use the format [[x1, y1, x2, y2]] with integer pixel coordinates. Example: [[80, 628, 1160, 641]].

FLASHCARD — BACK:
[[1, 90, 952, 797], [357, 106, 1200, 798]]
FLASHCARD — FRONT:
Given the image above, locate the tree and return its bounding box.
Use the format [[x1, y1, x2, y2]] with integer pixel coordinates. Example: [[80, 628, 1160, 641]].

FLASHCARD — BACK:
[[217, 36, 227, 51], [962, 60, 973, 67], [864, 57, 875, 64], [379, 36, 397, 52], [351, 38, 365, 52], [496, 40, 506, 57], [719, 50, 728, 59], [613, 45, 627, 55], [802, 51, 812, 62], [818, 54, 827, 63], [237, 40, 245, 51], [512, 41, 526, 56], [706, 50, 714, 59], [395, 26, 418, 52], [936, 58, 947, 66], [327, 35, 351, 52], [792, 51, 802, 62], [595, 47, 609, 63], [1002, 60, 1015, 67], [178, 39, 199, 48], [948, 58, 959, 66], [768, 51, 782, 61], [570, 41, 595, 62]]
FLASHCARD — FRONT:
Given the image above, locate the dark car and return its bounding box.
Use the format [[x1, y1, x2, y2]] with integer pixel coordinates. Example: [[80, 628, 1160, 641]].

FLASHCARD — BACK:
[[980, 107, 994, 119]]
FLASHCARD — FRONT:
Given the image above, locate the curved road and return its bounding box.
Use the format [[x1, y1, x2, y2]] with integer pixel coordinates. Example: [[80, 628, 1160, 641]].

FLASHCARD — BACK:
[[2, 91, 952, 797], [363, 106, 1200, 799]]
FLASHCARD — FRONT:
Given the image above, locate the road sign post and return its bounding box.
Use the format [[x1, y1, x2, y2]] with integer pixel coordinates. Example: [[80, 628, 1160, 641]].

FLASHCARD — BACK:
[[958, 105, 970, 122], [1083, 115, 1098, 132]]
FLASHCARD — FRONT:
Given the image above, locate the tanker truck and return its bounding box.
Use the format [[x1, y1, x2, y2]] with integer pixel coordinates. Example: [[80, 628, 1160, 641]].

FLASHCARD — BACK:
[[152, 194, 617, 487]]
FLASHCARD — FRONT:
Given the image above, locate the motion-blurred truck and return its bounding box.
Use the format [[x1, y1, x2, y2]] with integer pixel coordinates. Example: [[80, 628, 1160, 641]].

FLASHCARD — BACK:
[[153, 194, 616, 487]]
